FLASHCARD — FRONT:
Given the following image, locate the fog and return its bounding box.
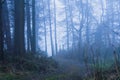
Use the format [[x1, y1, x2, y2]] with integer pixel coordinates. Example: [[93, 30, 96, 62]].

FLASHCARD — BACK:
[[36, 0, 120, 79], [1, 0, 120, 79]]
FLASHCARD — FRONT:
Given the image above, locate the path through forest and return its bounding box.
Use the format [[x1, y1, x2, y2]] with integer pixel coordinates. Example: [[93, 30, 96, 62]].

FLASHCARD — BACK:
[[54, 57, 86, 77]]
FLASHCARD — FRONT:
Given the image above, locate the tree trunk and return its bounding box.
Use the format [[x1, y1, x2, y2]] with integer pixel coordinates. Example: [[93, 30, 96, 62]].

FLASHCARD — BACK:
[[31, 0, 36, 54], [26, 0, 31, 52], [14, 0, 25, 55], [65, 0, 69, 51], [3, 0, 12, 53], [54, 0, 58, 55], [48, 0, 54, 56], [0, 0, 4, 63], [42, 0, 48, 53]]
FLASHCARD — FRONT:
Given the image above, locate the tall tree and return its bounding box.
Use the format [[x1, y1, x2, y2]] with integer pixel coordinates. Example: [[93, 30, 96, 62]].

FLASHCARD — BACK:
[[31, 0, 36, 53], [26, 0, 31, 52], [53, 0, 58, 54], [78, 0, 84, 50], [0, 0, 4, 63], [48, 0, 54, 56], [3, 0, 12, 53], [86, 0, 90, 44], [68, 0, 75, 51], [42, 0, 48, 53], [14, 0, 25, 55], [65, 0, 69, 51]]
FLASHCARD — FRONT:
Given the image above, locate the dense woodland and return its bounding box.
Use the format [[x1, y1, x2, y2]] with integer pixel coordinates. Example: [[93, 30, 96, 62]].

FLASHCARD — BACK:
[[0, 0, 120, 80]]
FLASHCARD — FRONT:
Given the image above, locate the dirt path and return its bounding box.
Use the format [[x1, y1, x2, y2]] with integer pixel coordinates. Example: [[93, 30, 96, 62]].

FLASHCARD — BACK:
[[54, 57, 86, 76]]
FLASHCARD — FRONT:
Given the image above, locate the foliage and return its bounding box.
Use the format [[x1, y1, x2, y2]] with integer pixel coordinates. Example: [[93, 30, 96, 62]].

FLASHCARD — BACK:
[[0, 52, 58, 73], [45, 73, 82, 80]]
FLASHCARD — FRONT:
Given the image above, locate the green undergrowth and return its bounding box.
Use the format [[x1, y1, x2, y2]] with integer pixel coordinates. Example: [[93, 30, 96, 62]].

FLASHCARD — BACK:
[[0, 52, 120, 80], [45, 73, 82, 80], [1, 52, 58, 72], [0, 52, 58, 80], [0, 73, 27, 80]]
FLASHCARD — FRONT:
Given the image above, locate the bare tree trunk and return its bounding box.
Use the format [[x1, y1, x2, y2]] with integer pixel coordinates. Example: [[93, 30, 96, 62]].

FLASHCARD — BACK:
[[65, 0, 69, 51], [42, 0, 48, 53], [78, 0, 83, 51], [54, 0, 58, 55], [31, 0, 36, 53], [68, 0, 75, 52], [86, 0, 90, 45], [14, 0, 25, 55], [0, 0, 4, 64], [3, 0, 12, 53], [26, 0, 31, 52], [48, 0, 54, 56]]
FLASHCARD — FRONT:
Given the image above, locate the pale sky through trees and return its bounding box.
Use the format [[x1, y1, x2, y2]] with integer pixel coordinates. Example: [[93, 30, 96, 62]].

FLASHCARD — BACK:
[[39, 0, 106, 56], [39, 0, 65, 56]]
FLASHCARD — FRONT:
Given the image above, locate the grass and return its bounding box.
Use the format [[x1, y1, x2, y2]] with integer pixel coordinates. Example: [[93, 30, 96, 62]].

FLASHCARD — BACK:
[[45, 73, 82, 80], [45, 74, 67, 80], [0, 73, 27, 80]]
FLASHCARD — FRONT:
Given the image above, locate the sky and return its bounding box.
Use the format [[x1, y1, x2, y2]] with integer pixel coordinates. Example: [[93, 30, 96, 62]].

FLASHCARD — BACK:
[[39, 0, 65, 56]]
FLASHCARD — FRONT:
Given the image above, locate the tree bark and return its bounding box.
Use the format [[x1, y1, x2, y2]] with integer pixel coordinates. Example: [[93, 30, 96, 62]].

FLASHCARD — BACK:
[[26, 0, 31, 52], [31, 0, 36, 54], [0, 0, 4, 63], [14, 0, 25, 55], [3, 0, 12, 53]]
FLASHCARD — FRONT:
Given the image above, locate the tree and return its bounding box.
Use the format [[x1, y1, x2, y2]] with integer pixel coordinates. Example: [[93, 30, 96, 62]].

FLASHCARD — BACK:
[[26, 0, 31, 52], [65, 0, 70, 51], [42, 0, 48, 53], [31, 0, 36, 53], [77, 0, 84, 51], [3, 0, 12, 53], [68, 0, 76, 52], [54, 0, 58, 55], [14, 0, 25, 55], [0, 0, 4, 63], [48, 0, 54, 56], [86, 0, 90, 44]]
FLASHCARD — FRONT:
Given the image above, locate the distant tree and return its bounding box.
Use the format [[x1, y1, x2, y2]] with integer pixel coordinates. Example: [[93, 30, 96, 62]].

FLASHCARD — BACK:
[[68, 0, 76, 52], [42, 0, 48, 53], [77, 0, 84, 51], [26, 0, 31, 52], [85, 0, 90, 45], [48, 0, 54, 56], [65, 0, 69, 51], [54, 0, 58, 55]]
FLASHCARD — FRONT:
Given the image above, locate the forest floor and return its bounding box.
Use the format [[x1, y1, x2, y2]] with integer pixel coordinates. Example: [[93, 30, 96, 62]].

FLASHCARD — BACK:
[[0, 56, 120, 80], [47, 57, 120, 80], [0, 57, 84, 80]]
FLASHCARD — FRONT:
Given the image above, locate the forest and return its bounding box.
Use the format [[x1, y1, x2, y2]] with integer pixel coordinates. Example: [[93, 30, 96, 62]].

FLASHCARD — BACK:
[[0, 0, 120, 80]]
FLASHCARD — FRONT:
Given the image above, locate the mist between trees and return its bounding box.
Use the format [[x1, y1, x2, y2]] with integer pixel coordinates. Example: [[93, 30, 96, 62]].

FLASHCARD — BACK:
[[0, 0, 120, 80]]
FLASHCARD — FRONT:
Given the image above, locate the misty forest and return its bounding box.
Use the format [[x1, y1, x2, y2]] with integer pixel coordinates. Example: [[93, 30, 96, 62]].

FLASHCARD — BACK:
[[1, 0, 120, 80]]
